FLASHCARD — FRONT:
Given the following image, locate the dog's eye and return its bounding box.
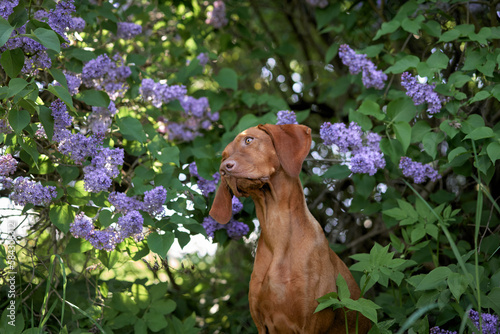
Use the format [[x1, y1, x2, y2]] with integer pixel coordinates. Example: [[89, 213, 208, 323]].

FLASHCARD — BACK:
[[245, 137, 254, 145]]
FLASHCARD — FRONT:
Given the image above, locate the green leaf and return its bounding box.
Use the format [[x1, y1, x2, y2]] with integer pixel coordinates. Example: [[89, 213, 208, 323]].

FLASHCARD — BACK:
[[0, 16, 14, 48], [76, 90, 110, 107], [0, 48, 24, 78], [47, 85, 75, 111], [387, 98, 417, 123], [157, 146, 180, 166], [32, 28, 60, 52], [150, 299, 177, 315], [38, 105, 54, 141], [422, 132, 445, 159], [385, 55, 420, 73], [469, 91, 491, 104], [335, 275, 351, 300], [447, 272, 471, 301], [439, 29, 460, 42], [373, 20, 400, 40], [214, 68, 238, 90], [49, 203, 76, 233], [357, 100, 385, 120], [8, 108, 30, 133], [393, 122, 411, 153], [421, 20, 441, 38], [19, 136, 39, 162], [325, 43, 339, 63], [415, 266, 452, 291], [147, 231, 175, 259], [487, 142, 500, 163], [117, 117, 148, 143], [463, 127, 494, 140], [7, 77, 28, 98], [49, 68, 68, 90], [144, 311, 168, 332], [401, 15, 424, 35], [426, 51, 449, 70], [340, 298, 380, 323], [322, 164, 350, 179]]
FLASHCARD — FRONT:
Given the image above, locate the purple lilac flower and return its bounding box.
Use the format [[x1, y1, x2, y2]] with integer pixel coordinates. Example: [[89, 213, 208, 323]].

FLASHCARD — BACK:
[[116, 210, 144, 242], [87, 228, 118, 251], [58, 133, 103, 164], [206, 1, 228, 29], [338, 44, 387, 90], [71, 17, 86, 32], [232, 196, 243, 214], [306, 0, 328, 8], [108, 191, 143, 213], [350, 147, 385, 176], [83, 148, 124, 192], [82, 54, 131, 100], [116, 22, 142, 39], [0, 176, 13, 190], [401, 72, 446, 114], [469, 309, 499, 334], [226, 219, 249, 239], [180, 96, 210, 118], [70, 213, 94, 239], [140, 79, 187, 108], [10, 177, 57, 206], [0, 119, 12, 133], [46, 0, 75, 42], [202, 216, 222, 238], [189, 162, 220, 196], [197, 53, 209, 66], [276, 110, 298, 125], [0, 0, 19, 20], [88, 102, 117, 135], [430, 327, 457, 334], [321, 121, 385, 175], [143, 186, 167, 217], [51, 99, 73, 141], [399, 157, 441, 184], [0, 154, 17, 176]]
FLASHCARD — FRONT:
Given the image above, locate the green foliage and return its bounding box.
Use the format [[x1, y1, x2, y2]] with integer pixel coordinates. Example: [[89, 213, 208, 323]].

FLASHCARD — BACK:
[[1, 0, 500, 333]]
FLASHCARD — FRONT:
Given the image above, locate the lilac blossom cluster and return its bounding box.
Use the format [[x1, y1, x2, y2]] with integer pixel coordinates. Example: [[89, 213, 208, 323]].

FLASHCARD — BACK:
[[116, 22, 142, 39], [71, 17, 86, 32], [88, 102, 117, 135], [399, 157, 441, 184], [0, 0, 80, 75], [82, 54, 131, 100], [50, 99, 103, 164], [320, 122, 385, 175], [108, 186, 167, 217], [205, 1, 228, 29], [161, 96, 219, 141], [430, 327, 457, 334], [70, 211, 144, 251], [139, 79, 187, 108], [83, 147, 124, 193], [338, 44, 387, 90], [189, 162, 220, 197], [9, 177, 57, 206], [469, 309, 499, 334], [0, 154, 17, 191], [202, 216, 249, 240], [276, 110, 298, 125], [401, 72, 446, 114]]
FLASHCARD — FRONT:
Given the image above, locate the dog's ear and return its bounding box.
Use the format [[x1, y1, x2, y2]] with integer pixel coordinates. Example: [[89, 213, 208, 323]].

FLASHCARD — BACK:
[[209, 177, 232, 224], [258, 124, 312, 177]]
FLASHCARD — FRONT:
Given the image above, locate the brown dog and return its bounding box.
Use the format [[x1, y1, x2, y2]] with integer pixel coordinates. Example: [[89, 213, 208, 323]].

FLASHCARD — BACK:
[[210, 124, 370, 333]]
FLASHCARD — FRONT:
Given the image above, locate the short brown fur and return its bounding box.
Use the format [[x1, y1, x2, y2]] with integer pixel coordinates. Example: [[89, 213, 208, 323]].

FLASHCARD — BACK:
[[210, 124, 371, 333]]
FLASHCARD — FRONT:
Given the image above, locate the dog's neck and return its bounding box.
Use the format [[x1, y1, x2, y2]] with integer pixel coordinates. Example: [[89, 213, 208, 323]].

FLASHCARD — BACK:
[[250, 170, 323, 253]]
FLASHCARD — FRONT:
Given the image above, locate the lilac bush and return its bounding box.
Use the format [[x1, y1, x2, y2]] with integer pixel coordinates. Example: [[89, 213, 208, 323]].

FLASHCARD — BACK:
[[116, 22, 142, 39], [82, 54, 131, 100], [139, 78, 187, 108], [205, 1, 228, 29], [9, 177, 57, 206], [189, 162, 220, 197]]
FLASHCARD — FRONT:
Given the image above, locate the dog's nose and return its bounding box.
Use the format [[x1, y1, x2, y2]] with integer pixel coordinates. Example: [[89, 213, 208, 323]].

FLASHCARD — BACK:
[[221, 160, 237, 174]]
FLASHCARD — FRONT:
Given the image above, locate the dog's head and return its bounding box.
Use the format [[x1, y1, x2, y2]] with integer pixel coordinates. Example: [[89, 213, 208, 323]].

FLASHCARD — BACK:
[[209, 124, 311, 224]]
